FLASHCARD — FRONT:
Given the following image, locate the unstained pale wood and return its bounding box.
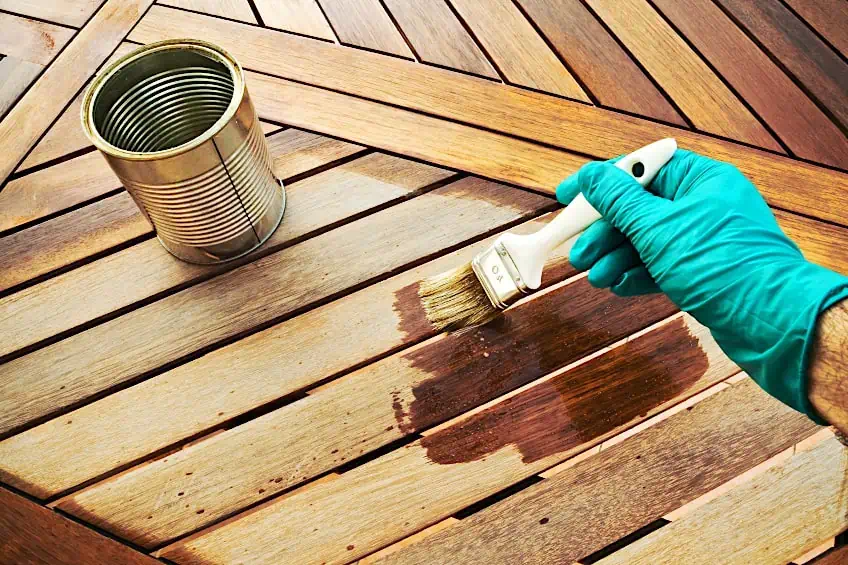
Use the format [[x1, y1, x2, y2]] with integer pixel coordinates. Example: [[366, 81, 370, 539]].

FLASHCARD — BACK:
[[0, 56, 42, 120], [252, 0, 335, 40], [448, 0, 589, 100], [653, 0, 848, 168], [0, 487, 160, 565], [0, 0, 154, 185], [0, 178, 543, 440], [317, 0, 412, 57], [0, 0, 101, 27], [596, 437, 848, 565], [716, 0, 848, 131], [515, 0, 685, 125], [159, 0, 257, 23], [784, 0, 848, 57], [156, 315, 735, 564], [129, 6, 848, 227], [382, 0, 497, 79], [0, 12, 75, 66], [584, 0, 780, 151], [378, 379, 818, 564], [266, 128, 367, 178]]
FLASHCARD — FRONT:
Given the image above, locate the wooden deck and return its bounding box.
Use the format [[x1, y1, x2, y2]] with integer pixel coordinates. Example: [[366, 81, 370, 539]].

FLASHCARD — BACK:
[[1, 1, 847, 563]]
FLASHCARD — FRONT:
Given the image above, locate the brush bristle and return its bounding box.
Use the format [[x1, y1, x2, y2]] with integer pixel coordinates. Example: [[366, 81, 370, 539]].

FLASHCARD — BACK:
[[419, 262, 501, 332]]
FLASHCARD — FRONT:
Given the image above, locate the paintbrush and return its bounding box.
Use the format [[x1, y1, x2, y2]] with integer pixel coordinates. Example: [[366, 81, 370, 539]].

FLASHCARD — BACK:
[[419, 138, 677, 332]]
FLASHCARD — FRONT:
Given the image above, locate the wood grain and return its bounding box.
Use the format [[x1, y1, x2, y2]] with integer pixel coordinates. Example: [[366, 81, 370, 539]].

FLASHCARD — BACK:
[[0, 0, 154, 185], [54, 277, 678, 544], [129, 6, 848, 227], [252, 0, 335, 40], [382, 0, 497, 79], [155, 315, 735, 564], [317, 0, 412, 57], [0, 56, 42, 119], [378, 379, 818, 565], [0, 178, 544, 439], [810, 545, 848, 565], [716, 0, 848, 131], [597, 437, 848, 564], [776, 209, 848, 276], [515, 0, 685, 125], [0, 0, 101, 27], [0, 487, 159, 565], [0, 12, 75, 66], [266, 128, 366, 178], [447, 0, 588, 100], [585, 0, 779, 151], [653, 0, 848, 168], [784, 0, 848, 57], [159, 0, 257, 23], [2, 214, 573, 500]]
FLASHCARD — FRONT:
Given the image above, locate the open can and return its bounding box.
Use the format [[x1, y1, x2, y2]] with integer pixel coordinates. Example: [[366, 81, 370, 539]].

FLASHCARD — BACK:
[[81, 39, 285, 264]]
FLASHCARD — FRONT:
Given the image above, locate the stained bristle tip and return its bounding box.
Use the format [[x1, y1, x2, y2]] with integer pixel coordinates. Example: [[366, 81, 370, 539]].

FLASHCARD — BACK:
[[419, 263, 500, 332]]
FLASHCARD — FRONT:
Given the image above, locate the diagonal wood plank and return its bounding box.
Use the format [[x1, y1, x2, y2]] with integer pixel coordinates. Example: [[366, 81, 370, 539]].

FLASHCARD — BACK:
[[783, 0, 848, 57], [0, 487, 160, 565], [0, 0, 154, 185], [596, 437, 848, 565], [0, 178, 546, 439], [716, 0, 848, 131], [160, 0, 257, 23], [253, 0, 335, 40], [0, 12, 75, 66], [515, 0, 685, 125], [0, 0, 101, 27], [653, 0, 848, 168], [318, 0, 412, 57], [447, 0, 589, 101], [376, 380, 819, 565], [1, 213, 576, 500], [382, 0, 498, 79], [128, 6, 848, 227], [584, 0, 780, 151], [156, 314, 736, 564], [53, 277, 680, 545], [810, 545, 848, 565], [0, 56, 42, 119]]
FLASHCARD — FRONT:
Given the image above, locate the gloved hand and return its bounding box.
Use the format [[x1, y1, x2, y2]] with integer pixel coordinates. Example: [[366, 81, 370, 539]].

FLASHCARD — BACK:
[[556, 149, 848, 423]]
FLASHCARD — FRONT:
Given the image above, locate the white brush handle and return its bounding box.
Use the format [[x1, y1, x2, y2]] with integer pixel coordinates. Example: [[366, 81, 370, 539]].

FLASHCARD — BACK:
[[500, 138, 677, 290]]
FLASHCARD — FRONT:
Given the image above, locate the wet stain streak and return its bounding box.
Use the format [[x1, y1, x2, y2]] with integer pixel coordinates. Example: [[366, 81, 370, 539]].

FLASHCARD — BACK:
[[420, 318, 709, 464], [393, 277, 678, 434], [393, 282, 433, 339]]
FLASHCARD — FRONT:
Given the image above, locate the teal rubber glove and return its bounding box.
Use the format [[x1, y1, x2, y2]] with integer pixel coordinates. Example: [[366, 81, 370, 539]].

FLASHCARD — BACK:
[[556, 149, 848, 423]]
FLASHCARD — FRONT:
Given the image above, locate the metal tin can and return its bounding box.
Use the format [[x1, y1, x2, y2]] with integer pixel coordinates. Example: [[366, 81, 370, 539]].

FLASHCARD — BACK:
[[81, 39, 285, 264]]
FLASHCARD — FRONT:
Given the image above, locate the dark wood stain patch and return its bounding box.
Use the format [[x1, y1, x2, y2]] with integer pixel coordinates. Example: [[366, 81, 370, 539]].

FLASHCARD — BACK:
[[420, 318, 708, 464], [393, 282, 433, 339]]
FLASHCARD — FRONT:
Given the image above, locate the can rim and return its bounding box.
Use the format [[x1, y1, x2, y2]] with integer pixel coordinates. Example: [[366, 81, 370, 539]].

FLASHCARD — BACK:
[[81, 38, 246, 161]]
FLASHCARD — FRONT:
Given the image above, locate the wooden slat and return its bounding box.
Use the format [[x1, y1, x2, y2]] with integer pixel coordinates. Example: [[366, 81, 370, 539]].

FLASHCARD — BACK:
[[0, 177, 545, 439], [1, 213, 576, 500], [154, 314, 735, 564], [159, 0, 257, 23], [653, 0, 848, 168], [377, 380, 819, 565], [0, 13, 75, 66], [252, 0, 335, 40], [775, 209, 848, 276], [53, 276, 679, 544], [0, 56, 42, 119], [128, 6, 848, 227], [0, 0, 101, 27], [447, 0, 588, 101], [360, 519, 460, 564], [514, 0, 685, 125], [382, 0, 497, 79], [17, 43, 139, 171], [784, 0, 848, 57], [596, 437, 848, 564], [317, 0, 412, 57], [0, 129, 362, 292], [584, 0, 779, 151], [0, 487, 160, 565], [716, 0, 848, 131], [0, 0, 154, 185], [810, 546, 848, 565]]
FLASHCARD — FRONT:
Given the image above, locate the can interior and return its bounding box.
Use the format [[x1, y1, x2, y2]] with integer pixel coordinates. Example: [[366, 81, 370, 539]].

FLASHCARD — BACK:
[[92, 47, 235, 153]]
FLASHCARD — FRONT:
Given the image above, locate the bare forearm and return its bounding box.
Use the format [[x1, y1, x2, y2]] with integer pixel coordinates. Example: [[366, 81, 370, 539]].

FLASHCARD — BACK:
[[809, 300, 848, 437]]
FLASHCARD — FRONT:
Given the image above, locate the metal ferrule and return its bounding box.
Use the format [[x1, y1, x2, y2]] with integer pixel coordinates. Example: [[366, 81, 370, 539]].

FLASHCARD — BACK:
[[470, 242, 530, 310], [81, 39, 285, 264]]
